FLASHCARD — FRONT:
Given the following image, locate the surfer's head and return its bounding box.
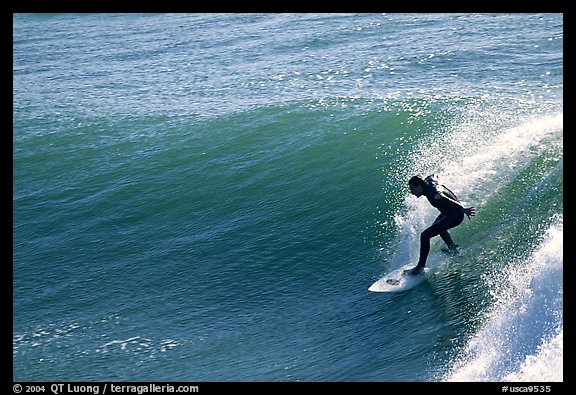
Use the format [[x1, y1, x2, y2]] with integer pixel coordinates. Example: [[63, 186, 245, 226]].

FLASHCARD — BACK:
[[408, 175, 426, 197]]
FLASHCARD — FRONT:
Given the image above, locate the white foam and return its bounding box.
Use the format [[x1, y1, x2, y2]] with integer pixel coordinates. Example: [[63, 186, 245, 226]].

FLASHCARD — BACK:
[[424, 111, 563, 207], [442, 216, 563, 382], [502, 329, 563, 382]]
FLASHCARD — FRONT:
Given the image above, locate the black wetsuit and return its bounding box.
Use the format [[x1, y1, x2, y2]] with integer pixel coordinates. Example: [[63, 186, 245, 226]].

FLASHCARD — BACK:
[[416, 180, 464, 269]]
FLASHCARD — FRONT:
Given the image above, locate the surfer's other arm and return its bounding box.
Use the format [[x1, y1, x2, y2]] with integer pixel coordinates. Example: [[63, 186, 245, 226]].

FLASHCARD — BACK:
[[437, 191, 476, 219]]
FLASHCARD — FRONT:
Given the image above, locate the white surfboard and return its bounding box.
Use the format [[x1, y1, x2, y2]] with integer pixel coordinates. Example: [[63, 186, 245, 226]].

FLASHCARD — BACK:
[[368, 263, 430, 293]]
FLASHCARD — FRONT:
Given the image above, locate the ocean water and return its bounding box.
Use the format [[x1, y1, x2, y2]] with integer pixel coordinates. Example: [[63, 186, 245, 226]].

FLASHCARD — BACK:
[[13, 13, 562, 382]]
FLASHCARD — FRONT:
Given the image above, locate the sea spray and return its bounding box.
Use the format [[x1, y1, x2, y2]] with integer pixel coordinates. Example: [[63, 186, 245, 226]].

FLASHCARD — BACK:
[[442, 216, 563, 381]]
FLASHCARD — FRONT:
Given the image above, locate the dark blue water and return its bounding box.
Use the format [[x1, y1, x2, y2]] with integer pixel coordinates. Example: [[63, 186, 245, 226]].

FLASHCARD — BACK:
[[13, 13, 563, 381]]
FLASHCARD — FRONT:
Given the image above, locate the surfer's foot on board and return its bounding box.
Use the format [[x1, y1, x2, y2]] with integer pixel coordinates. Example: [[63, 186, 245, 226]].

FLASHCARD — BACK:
[[403, 266, 424, 276], [441, 244, 460, 254]]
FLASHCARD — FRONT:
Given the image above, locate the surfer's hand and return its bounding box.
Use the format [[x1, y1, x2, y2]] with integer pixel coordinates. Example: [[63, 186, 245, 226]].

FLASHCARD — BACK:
[[464, 207, 476, 219]]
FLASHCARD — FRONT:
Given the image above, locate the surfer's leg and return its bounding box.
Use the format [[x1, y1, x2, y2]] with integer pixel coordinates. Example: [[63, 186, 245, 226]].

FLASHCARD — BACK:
[[433, 214, 457, 248], [439, 230, 457, 249], [417, 231, 433, 268], [417, 224, 442, 268], [417, 213, 463, 268]]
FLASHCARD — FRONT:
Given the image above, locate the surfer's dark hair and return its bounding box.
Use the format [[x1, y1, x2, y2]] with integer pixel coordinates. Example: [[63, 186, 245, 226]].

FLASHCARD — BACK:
[[408, 175, 426, 187]]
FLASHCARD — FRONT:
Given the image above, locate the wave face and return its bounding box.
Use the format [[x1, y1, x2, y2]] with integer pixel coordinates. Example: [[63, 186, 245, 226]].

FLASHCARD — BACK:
[[378, 104, 563, 382], [14, 13, 562, 381]]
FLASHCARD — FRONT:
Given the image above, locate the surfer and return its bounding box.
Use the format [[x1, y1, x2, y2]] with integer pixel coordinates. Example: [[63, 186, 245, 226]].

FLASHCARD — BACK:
[[405, 174, 476, 276]]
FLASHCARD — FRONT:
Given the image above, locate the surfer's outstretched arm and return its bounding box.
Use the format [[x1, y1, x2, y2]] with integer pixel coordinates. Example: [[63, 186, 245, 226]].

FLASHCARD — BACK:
[[438, 189, 476, 220], [463, 207, 476, 219]]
